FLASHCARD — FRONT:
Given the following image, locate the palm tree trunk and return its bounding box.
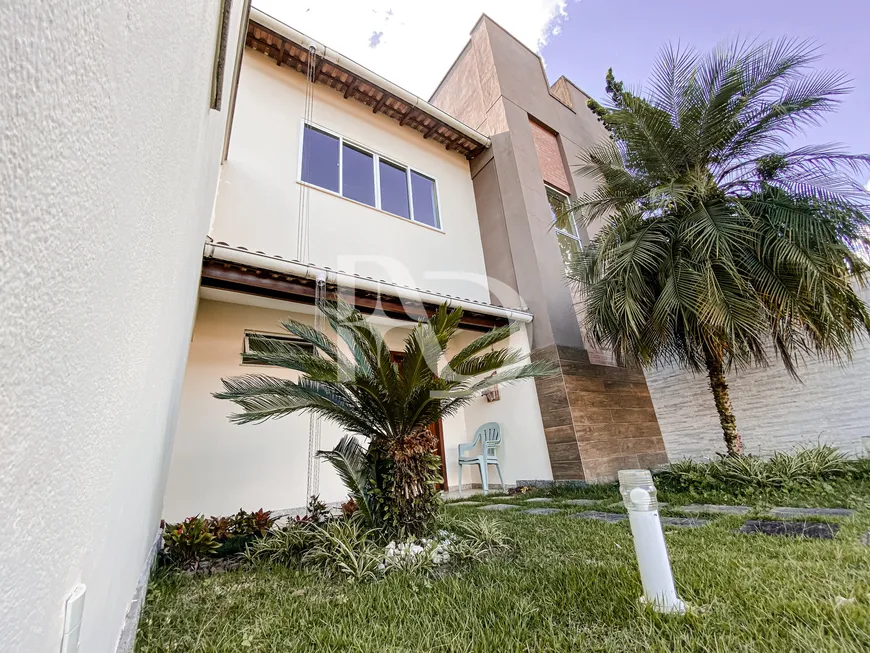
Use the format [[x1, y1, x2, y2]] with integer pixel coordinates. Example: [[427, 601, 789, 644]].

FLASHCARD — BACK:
[[384, 426, 441, 535], [703, 350, 743, 456]]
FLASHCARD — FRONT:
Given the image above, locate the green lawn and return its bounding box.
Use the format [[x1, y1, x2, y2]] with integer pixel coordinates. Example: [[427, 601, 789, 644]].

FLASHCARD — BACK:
[[137, 482, 870, 652]]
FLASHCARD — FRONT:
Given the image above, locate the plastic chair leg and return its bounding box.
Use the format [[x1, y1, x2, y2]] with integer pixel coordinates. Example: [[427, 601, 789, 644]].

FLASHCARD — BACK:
[[493, 461, 505, 491], [458, 462, 463, 497], [481, 460, 489, 495]]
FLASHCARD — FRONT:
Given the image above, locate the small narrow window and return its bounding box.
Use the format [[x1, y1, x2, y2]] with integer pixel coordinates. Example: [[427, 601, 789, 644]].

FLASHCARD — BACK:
[[547, 186, 582, 267], [242, 331, 314, 366], [379, 159, 410, 219], [301, 125, 340, 193], [410, 171, 440, 228], [342, 143, 376, 207]]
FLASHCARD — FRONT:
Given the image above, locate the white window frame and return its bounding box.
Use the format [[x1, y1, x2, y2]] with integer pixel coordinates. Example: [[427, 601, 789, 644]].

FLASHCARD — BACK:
[[241, 330, 313, 366], [297, 120, 443, 231], [546, 185, 582, 249]]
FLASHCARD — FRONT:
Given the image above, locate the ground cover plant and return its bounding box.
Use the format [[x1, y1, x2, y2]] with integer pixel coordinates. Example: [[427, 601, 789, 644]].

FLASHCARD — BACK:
[[161, 508, 276, 571], [656, 445, 870, 497], [138, 468, 870, 652]]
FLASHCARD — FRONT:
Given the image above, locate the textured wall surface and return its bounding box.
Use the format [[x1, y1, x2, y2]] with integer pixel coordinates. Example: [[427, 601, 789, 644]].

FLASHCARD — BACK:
[[0, 2, 243, 651], [646, 286, 870, 459], [533, 345, 667, 481]]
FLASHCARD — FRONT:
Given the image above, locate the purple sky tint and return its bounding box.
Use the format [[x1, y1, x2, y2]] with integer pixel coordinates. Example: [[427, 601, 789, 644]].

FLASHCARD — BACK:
[[543, 0, 869, 177]]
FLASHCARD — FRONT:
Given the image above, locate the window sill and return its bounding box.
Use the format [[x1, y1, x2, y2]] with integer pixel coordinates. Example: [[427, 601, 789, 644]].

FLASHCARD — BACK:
[[297, 181, 445, 235]]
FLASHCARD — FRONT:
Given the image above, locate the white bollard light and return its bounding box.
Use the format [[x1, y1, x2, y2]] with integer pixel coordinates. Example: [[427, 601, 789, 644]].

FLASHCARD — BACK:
[[618, 469, 687, 614]]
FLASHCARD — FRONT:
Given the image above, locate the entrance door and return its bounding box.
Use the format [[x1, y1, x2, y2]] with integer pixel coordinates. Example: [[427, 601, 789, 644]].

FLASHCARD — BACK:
[[390, 351, 448, 490]]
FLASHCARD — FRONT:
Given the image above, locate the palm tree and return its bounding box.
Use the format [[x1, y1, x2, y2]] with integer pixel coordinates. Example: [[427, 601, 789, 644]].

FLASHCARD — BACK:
[[215, 300, 552, 534], [565, 40, 870, 456]]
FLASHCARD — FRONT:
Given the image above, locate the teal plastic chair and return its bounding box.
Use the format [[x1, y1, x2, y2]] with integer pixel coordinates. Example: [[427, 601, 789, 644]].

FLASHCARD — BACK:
[[458, 422, 504, 496]]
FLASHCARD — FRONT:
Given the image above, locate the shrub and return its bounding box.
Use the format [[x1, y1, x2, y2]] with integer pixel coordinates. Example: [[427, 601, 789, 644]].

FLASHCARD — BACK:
[[439, 515, 512, 562], [656, 445, 855, 492], [243, 521, 318, 567], [306, 495, 331, 523], [163, 516, 220, 568], [163, 509, 276, 567], [230, 508, 276, 538], [303, 520, 383, 583]]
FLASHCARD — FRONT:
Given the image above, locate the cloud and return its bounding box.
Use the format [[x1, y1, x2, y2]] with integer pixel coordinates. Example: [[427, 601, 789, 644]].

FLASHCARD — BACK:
[[253, 0, 569, 98]]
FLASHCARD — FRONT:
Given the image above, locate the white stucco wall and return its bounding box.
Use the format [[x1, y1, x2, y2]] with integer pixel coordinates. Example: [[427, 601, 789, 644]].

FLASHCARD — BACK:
[[0, 2, 245, 652], [646, 286, 870, 460], [162, 296, 552, 521], [212, 51, 493, 303]]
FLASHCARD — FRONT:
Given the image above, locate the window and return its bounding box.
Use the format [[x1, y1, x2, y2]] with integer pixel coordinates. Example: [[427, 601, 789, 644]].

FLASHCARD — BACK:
[[546, 186, 582, 266], [242, 331, 314, 366], [299, 122, 441, 229], [301, 125, 340, 193], [342, 143, 376, 207], [410, 171, 440, 228], [379, 159, 410, 219]]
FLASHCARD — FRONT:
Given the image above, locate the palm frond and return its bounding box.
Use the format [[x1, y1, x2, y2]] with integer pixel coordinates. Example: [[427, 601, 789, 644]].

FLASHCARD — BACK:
[[318, 435, 379, 527]]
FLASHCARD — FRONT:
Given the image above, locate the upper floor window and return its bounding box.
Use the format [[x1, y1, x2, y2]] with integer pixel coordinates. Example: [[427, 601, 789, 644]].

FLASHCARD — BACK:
[[299, 122, 441, 229], [546, 186, 582, 266]]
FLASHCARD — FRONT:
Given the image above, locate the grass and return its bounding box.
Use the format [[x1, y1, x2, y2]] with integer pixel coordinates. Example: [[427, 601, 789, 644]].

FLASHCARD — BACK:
[[137, 481, 870, 652]]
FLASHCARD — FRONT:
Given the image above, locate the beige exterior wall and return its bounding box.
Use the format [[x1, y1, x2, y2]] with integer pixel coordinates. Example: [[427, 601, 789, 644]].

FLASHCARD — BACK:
[[0, 1, 247, 652], [212, 51, 493, 304], [163, 296, 553, 521]]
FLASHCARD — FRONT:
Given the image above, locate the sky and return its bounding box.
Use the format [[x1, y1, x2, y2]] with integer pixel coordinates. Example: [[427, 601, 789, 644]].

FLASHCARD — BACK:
[[253, 0, 869, 186]]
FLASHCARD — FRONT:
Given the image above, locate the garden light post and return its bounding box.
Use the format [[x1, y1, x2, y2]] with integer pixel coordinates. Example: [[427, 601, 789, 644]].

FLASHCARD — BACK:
[[618, 469, 687, 614]]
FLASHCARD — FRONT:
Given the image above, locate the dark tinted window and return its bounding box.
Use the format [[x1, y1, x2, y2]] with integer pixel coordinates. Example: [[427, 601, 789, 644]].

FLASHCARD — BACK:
[[242, 332, 314, 366], [410, 171, 439, 228], [301, 125, 339, 192], [342, 143, 375, 207], [379, 160, 410, 219]]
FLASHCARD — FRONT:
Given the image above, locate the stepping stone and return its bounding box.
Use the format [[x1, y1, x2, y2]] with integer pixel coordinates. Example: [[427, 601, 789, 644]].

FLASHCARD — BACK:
[[525, 508, 562, 515], [859, 531, 870, 547], [678, 504, 751, 515], [572, 511, 628, 523], [739, 520, 839, 540], [449, 501, 481, 506], [564, 499, 604, 506], [769, 507, 855, 518], [660, 517, 711, 528], [478, 503, 519, 511], [609, 501, 669, 509], [524, 497, 553, 503]]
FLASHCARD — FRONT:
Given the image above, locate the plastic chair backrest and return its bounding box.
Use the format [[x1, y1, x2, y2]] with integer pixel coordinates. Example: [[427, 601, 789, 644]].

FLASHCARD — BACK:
[[475, 422, 501, 457]]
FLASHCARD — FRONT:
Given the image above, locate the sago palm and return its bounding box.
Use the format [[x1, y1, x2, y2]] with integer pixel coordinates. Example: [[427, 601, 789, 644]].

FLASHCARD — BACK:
[[565, 39, 870, 456], [215, 300, 552, 534]]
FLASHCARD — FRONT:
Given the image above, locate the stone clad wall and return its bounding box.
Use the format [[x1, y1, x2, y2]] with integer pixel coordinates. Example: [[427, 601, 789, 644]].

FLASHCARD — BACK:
[[645, 287, 870, 459]]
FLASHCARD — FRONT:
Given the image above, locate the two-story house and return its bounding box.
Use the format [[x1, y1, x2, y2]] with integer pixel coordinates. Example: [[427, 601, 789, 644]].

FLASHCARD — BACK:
[[162, 9, 556, 520]]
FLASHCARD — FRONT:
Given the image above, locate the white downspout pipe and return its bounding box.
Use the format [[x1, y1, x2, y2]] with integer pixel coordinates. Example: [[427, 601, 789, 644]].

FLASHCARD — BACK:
[[203, 241, 534, 324]]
